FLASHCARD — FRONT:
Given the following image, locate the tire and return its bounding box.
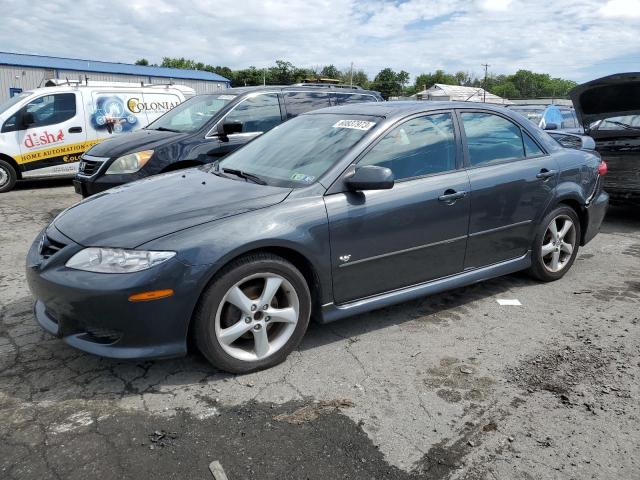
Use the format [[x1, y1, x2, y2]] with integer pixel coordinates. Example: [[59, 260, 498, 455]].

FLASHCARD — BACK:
[[194, 253, 311, 374], [0, 159, 17, 193], [528, 205, 581, 282]]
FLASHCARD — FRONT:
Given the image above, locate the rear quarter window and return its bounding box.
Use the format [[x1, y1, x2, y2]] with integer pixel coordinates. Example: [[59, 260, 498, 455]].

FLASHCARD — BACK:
[[334, 93, 378, 105]]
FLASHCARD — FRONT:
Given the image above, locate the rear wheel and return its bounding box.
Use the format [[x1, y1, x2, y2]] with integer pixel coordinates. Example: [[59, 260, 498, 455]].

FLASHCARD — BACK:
[[0, 160, 17, 193], [528, 206, 581, 282], [194, 253, 311, 373]]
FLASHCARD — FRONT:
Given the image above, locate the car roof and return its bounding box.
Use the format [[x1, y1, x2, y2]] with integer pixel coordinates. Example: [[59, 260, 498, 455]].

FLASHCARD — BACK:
[[222, 85, 379, 95], [304, 100, 516, 119]]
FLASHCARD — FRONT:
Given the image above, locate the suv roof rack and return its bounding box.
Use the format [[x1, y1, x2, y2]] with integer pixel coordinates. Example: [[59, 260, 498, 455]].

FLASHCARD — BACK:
[[291, 83, 363, 90]]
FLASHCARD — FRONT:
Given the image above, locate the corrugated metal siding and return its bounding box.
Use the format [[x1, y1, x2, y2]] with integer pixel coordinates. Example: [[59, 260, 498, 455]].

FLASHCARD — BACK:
[[0, 66, 228, 100], [0, 65, 50, 99]]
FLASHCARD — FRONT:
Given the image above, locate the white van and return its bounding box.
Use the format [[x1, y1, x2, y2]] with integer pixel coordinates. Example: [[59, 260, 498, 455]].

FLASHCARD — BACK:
[[0, 80, 195, 192]]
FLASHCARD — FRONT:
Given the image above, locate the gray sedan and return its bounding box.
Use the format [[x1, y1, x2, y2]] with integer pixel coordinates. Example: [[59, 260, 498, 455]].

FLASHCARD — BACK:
[[26, 101, 609, 373]]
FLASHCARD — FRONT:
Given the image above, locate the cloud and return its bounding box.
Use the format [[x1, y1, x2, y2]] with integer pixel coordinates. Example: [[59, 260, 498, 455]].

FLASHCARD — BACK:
[[0, 0, 638, 82]]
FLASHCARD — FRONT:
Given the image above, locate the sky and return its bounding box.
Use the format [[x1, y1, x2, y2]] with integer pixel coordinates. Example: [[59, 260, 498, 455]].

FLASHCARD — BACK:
[[0, 0, 639, 83]]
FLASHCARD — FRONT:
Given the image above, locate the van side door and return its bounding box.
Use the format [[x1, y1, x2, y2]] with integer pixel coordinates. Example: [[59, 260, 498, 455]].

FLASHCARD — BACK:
[[207, 92, 284, 158], [10, 92, 87, 177]]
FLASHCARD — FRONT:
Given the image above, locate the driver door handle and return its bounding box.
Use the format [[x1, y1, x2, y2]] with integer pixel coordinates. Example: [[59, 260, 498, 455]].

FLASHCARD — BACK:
[[438, 189, 467, 203], [536, 168, 557, 180], [68, 126, 83, 133]]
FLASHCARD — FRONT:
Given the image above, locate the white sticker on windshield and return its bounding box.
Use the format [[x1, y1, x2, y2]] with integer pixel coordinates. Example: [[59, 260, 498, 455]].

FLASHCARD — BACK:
[[218, 95, 237, 100], [332, 120, 376, 131]]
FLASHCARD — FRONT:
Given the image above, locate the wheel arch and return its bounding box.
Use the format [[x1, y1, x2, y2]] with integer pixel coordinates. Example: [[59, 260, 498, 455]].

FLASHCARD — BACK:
[[556, 197, 588, 246], [0, 152, 21, 180], [185, 244, 326, 351]]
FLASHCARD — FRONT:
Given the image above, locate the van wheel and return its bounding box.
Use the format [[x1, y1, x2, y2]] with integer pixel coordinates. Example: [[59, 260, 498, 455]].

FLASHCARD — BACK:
[[528, 206, 581, 282], [0, 160, 17, 193], [193, 253, 311, 374]]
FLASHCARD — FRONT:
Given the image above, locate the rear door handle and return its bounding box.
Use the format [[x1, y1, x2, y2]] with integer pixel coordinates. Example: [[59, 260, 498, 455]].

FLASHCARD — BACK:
[[536, 169, 557, 179], [68, 126, 83, 133], [438, 189, 467, 203]]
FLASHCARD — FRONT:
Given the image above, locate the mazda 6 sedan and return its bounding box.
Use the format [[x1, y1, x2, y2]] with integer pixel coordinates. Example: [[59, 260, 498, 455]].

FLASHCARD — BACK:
[[26, 102, 609, 373]]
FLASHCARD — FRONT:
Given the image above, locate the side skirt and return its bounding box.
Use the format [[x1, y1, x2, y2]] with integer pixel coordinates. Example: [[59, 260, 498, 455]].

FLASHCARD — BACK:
[[319, 252, 531, 324]]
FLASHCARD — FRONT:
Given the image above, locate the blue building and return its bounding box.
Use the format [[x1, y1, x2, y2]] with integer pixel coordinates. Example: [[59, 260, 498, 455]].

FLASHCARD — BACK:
[[0, 52, 230, 101]]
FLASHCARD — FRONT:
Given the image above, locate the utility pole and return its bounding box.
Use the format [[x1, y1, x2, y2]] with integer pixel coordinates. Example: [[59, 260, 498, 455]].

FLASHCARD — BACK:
[[481, 63, 490, 103], [349, 62, 354, 87], [263, 69, 266, 86]]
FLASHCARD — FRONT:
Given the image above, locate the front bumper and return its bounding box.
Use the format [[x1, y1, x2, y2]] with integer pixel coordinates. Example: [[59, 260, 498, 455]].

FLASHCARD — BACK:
[[26, 226, 208, 360]]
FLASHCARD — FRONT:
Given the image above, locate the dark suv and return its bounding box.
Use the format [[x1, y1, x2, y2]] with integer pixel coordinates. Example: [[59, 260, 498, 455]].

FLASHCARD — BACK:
[[73, 85, 382, 196]]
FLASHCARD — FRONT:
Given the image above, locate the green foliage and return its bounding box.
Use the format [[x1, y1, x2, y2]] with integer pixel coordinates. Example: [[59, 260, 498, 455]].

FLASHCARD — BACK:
[[145, 57, 576, 99]]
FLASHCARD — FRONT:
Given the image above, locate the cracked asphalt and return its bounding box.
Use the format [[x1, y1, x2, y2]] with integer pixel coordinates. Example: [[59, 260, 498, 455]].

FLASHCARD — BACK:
[[1, 179, 639, 479]]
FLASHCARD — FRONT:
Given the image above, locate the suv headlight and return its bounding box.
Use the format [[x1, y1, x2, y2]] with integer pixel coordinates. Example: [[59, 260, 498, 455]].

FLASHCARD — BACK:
[[66, 247, 175, 273], [105, 150, 154, 175]]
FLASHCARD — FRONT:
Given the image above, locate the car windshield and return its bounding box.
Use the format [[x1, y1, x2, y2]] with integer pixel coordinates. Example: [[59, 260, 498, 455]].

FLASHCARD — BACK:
[[146, 93, 236, 133], [216, 114, 379, 188], [595, 115, 640, 131], [0, 92, 30, 116], [509, 107, 545, 124]]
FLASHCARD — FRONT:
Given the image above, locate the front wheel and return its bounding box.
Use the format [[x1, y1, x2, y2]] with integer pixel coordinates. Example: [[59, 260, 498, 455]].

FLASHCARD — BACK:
[[528, 206, 581, 282], [0, 159, 17, 193], [194, 253, 311, 374]]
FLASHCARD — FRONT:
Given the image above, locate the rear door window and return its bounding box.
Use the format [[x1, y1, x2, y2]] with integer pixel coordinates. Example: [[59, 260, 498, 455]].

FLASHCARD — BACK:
[[460, 112, 525, 166], [223, 93, 282, 134], [284, 92, 331, 119]]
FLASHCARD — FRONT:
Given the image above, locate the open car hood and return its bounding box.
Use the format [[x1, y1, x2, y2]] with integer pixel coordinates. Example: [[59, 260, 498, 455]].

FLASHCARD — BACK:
[[569, 72, 640, 127]]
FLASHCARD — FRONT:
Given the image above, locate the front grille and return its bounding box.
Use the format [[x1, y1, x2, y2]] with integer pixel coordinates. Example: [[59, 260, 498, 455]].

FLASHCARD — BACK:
[[40, 234, 67, 259], [78, 159, 101, 176]]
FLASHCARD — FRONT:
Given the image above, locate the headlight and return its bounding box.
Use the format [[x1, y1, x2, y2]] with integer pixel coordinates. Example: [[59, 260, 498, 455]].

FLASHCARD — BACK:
[[105, 150, 154, 175], [65, 248, 175, 273]]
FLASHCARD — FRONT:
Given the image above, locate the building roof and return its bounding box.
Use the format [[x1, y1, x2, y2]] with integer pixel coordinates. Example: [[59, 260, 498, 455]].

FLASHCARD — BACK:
[[413, 83, 508, 104], [0, 51, 230, 83]]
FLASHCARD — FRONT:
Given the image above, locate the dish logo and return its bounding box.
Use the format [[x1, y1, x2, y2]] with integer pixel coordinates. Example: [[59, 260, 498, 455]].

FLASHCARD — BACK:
[[24, 129, 64, 149]]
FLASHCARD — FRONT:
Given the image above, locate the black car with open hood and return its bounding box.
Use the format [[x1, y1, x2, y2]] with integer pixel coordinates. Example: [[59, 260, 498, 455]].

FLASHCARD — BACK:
[[570, 73, 640, 205]]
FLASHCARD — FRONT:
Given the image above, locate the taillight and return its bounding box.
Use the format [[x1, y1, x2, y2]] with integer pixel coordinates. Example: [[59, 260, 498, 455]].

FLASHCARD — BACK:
[[598, 160, 608, 176]]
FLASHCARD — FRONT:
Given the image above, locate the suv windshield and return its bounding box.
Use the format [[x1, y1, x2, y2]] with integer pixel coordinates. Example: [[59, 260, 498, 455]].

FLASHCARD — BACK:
[[216, 114, 379, 188], [0, 92, 30, 116], [146, 93, 236, 133]]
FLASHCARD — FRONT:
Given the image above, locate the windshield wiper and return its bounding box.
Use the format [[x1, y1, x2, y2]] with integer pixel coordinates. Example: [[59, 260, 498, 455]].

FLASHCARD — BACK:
[[222, 168, 267, 185], [150, 126, 181, 133], [606, 121, 640, 131]]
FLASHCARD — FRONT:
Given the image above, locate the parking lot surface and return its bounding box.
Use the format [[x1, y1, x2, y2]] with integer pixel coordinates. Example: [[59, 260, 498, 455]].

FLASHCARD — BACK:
[[1, 180, 639, 479]]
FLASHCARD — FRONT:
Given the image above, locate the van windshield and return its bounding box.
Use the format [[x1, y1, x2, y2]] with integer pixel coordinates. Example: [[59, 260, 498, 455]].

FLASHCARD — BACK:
[[0, 92, 30, 116], [146, 94, 236, 133]]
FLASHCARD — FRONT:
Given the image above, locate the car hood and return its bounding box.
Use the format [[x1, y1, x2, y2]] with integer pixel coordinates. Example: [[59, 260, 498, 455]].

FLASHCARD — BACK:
[[86, 129, 189, 158], [569, 72, 640, 126], [54, 167, 292, 248]]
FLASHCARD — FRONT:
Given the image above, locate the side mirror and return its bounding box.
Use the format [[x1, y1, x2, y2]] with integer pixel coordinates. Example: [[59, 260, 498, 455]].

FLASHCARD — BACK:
[[22, 112, 35, 128], [217, 121, 243, 136], [544, 123, 558, 131], [345, 165, 394, 191], [580, 135, 596, 150]]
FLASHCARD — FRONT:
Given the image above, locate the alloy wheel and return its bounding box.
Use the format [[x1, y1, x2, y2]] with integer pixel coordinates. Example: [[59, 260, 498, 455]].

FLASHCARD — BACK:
[[541, 214, 577, 273], [214, 273, 300, 362], [0, 166, 8, 187]]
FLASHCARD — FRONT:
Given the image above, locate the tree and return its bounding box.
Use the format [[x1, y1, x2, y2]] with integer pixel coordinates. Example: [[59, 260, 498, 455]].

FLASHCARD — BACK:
[[397, 70, 410, 94], [320, 64, 341, 79], [371, 68, 403, 99], [135, 58, 149, 66]]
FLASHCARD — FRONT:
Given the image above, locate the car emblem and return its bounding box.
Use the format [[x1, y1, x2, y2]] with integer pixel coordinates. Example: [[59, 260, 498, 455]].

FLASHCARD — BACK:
[[339, 255, 351, 263]]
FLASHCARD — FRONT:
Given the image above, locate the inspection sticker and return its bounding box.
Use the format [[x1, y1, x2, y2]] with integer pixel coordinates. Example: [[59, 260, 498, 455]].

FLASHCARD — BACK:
[[332, 120, 376, 130]]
